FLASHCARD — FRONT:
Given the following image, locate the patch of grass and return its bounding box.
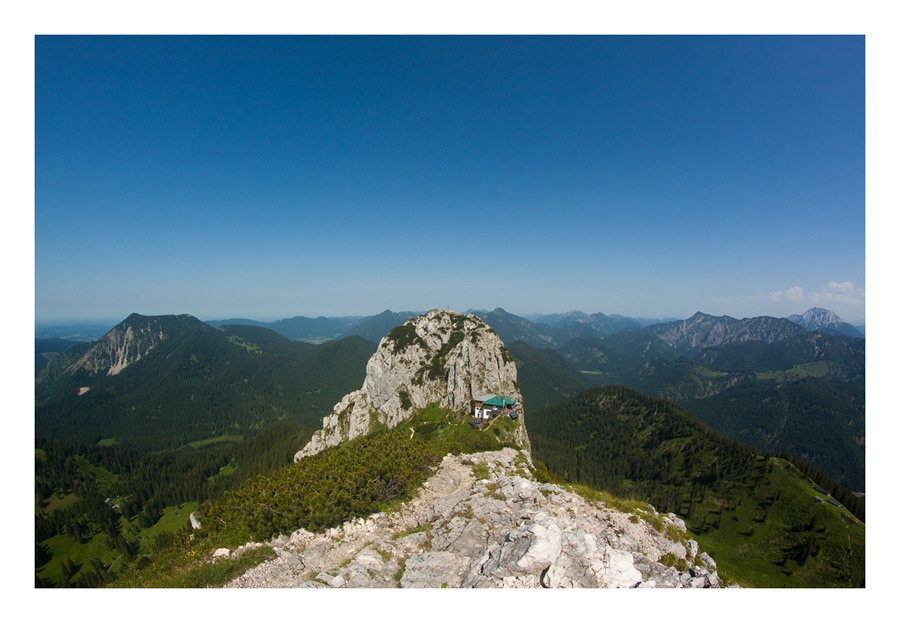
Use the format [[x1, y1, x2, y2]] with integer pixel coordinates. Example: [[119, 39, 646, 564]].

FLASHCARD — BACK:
[[372, 545, 391, 563], [138, 502, 198, 546], [120, 542, 276, 588], [42, 491, 80, 513], [563, 481, 653, 517], [754, 361, 833, 382], [226, 335, 261, 354], [690, 458, 865, 588], [186, 435, 244, 449], [392, 523, 432, 541], [208, 462, 237, 482], [394, 557, 407, 586], [471, 463, 491, 480], [658, 552, 689, 572], [36, 531, 122, 586]]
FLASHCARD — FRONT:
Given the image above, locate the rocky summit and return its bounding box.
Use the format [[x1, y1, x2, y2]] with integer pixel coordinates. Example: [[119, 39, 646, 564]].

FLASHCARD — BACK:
[[37, 313, 208, 382], [296, 310, 522, 460], [227, 448, 720, 588]]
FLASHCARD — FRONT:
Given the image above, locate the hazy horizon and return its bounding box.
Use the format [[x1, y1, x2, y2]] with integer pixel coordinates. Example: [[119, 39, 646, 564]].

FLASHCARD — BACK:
[[34, 304, 866, 330]]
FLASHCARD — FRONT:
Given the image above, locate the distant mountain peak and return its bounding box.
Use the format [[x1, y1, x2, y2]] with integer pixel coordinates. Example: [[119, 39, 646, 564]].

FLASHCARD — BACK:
[[56, 313, 209, 379], [787, 308, 863, 338], [791, 307, 842, 325]]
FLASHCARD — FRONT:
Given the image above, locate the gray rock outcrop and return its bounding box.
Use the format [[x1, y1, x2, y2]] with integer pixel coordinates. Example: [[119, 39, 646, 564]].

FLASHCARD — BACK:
[[296, 310, 522, 460], [649, 312, 807, 353], [36, 313, 211, 386], [227, 448, 720, 589]]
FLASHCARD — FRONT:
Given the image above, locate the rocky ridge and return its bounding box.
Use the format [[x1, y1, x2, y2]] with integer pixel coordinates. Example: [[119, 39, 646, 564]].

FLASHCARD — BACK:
[[296, 310, 522, 460], [36, 313, 210, 387], [226, 447, 720, 588], [649, 312, 808, 353]]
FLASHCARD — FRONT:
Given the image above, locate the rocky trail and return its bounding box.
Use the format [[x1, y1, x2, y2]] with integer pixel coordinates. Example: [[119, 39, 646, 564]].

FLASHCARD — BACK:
[[224, 448, 721, 589]]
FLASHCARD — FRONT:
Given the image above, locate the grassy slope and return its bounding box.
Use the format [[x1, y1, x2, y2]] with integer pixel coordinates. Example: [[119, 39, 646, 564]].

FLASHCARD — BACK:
[[690, 458, 864, 587], [605, 333, 865, 491], [115, 404, 526, 588], [526, 386, 865, 587], [35, 422, 315, 587]]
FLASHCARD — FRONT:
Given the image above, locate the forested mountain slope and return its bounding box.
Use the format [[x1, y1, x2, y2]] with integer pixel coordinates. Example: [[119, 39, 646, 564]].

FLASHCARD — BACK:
[[526, 386, 864, 587], [506, 340, 592, 409], [35, 314, 376, 451], [612, 333, 865, 490], [35, 338, 82, 375]]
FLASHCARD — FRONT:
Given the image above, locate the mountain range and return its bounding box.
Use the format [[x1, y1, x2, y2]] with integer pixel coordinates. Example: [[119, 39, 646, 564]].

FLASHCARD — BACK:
[[37, 306, 865, 346], [34, 308, 865, 588], [37, 306, 865, 490], [509, 321, 865, 492]]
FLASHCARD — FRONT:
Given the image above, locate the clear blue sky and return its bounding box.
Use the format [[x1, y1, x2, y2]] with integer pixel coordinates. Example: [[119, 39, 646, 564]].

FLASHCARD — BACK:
[[35, 35, 865, 324]]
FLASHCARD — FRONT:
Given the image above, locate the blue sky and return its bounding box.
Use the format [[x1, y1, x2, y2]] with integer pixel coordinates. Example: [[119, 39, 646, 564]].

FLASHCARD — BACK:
[[34, 35, 866, 324]]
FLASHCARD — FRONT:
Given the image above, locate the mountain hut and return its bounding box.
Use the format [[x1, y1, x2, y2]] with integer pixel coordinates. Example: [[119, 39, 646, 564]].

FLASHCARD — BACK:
[[473, 394, 519, 422]]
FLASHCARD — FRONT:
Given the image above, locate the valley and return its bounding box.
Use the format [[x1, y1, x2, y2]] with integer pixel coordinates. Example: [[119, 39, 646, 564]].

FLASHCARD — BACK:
[[34, 306, 865, 588]]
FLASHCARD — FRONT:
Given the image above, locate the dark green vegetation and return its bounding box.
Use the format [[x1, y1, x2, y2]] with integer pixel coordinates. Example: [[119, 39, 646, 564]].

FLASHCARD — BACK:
[[507, 316, 865, 492], [195, 307, 865, 492], [34, 313, 379, 587], [35, 422, 313, 587], [527, 386, 865, 587], [386, 321, 427, 353], [614, 332, 865, 490], [35, 308, 864, 589], [115, 404, 525, 587], [36, 317, 376, 452], [555, 336, 644, 379], [35, 338, 81, 374], [201, 428, 438, 541]]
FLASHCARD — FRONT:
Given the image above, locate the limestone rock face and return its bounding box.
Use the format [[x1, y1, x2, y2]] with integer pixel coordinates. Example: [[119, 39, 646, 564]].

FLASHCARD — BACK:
[[227, 448, 721, 589], [649, 312, 807, 353], [37, 313, 210, 385], [296, 310, 522, 460], [72, 317, 170, 377]]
